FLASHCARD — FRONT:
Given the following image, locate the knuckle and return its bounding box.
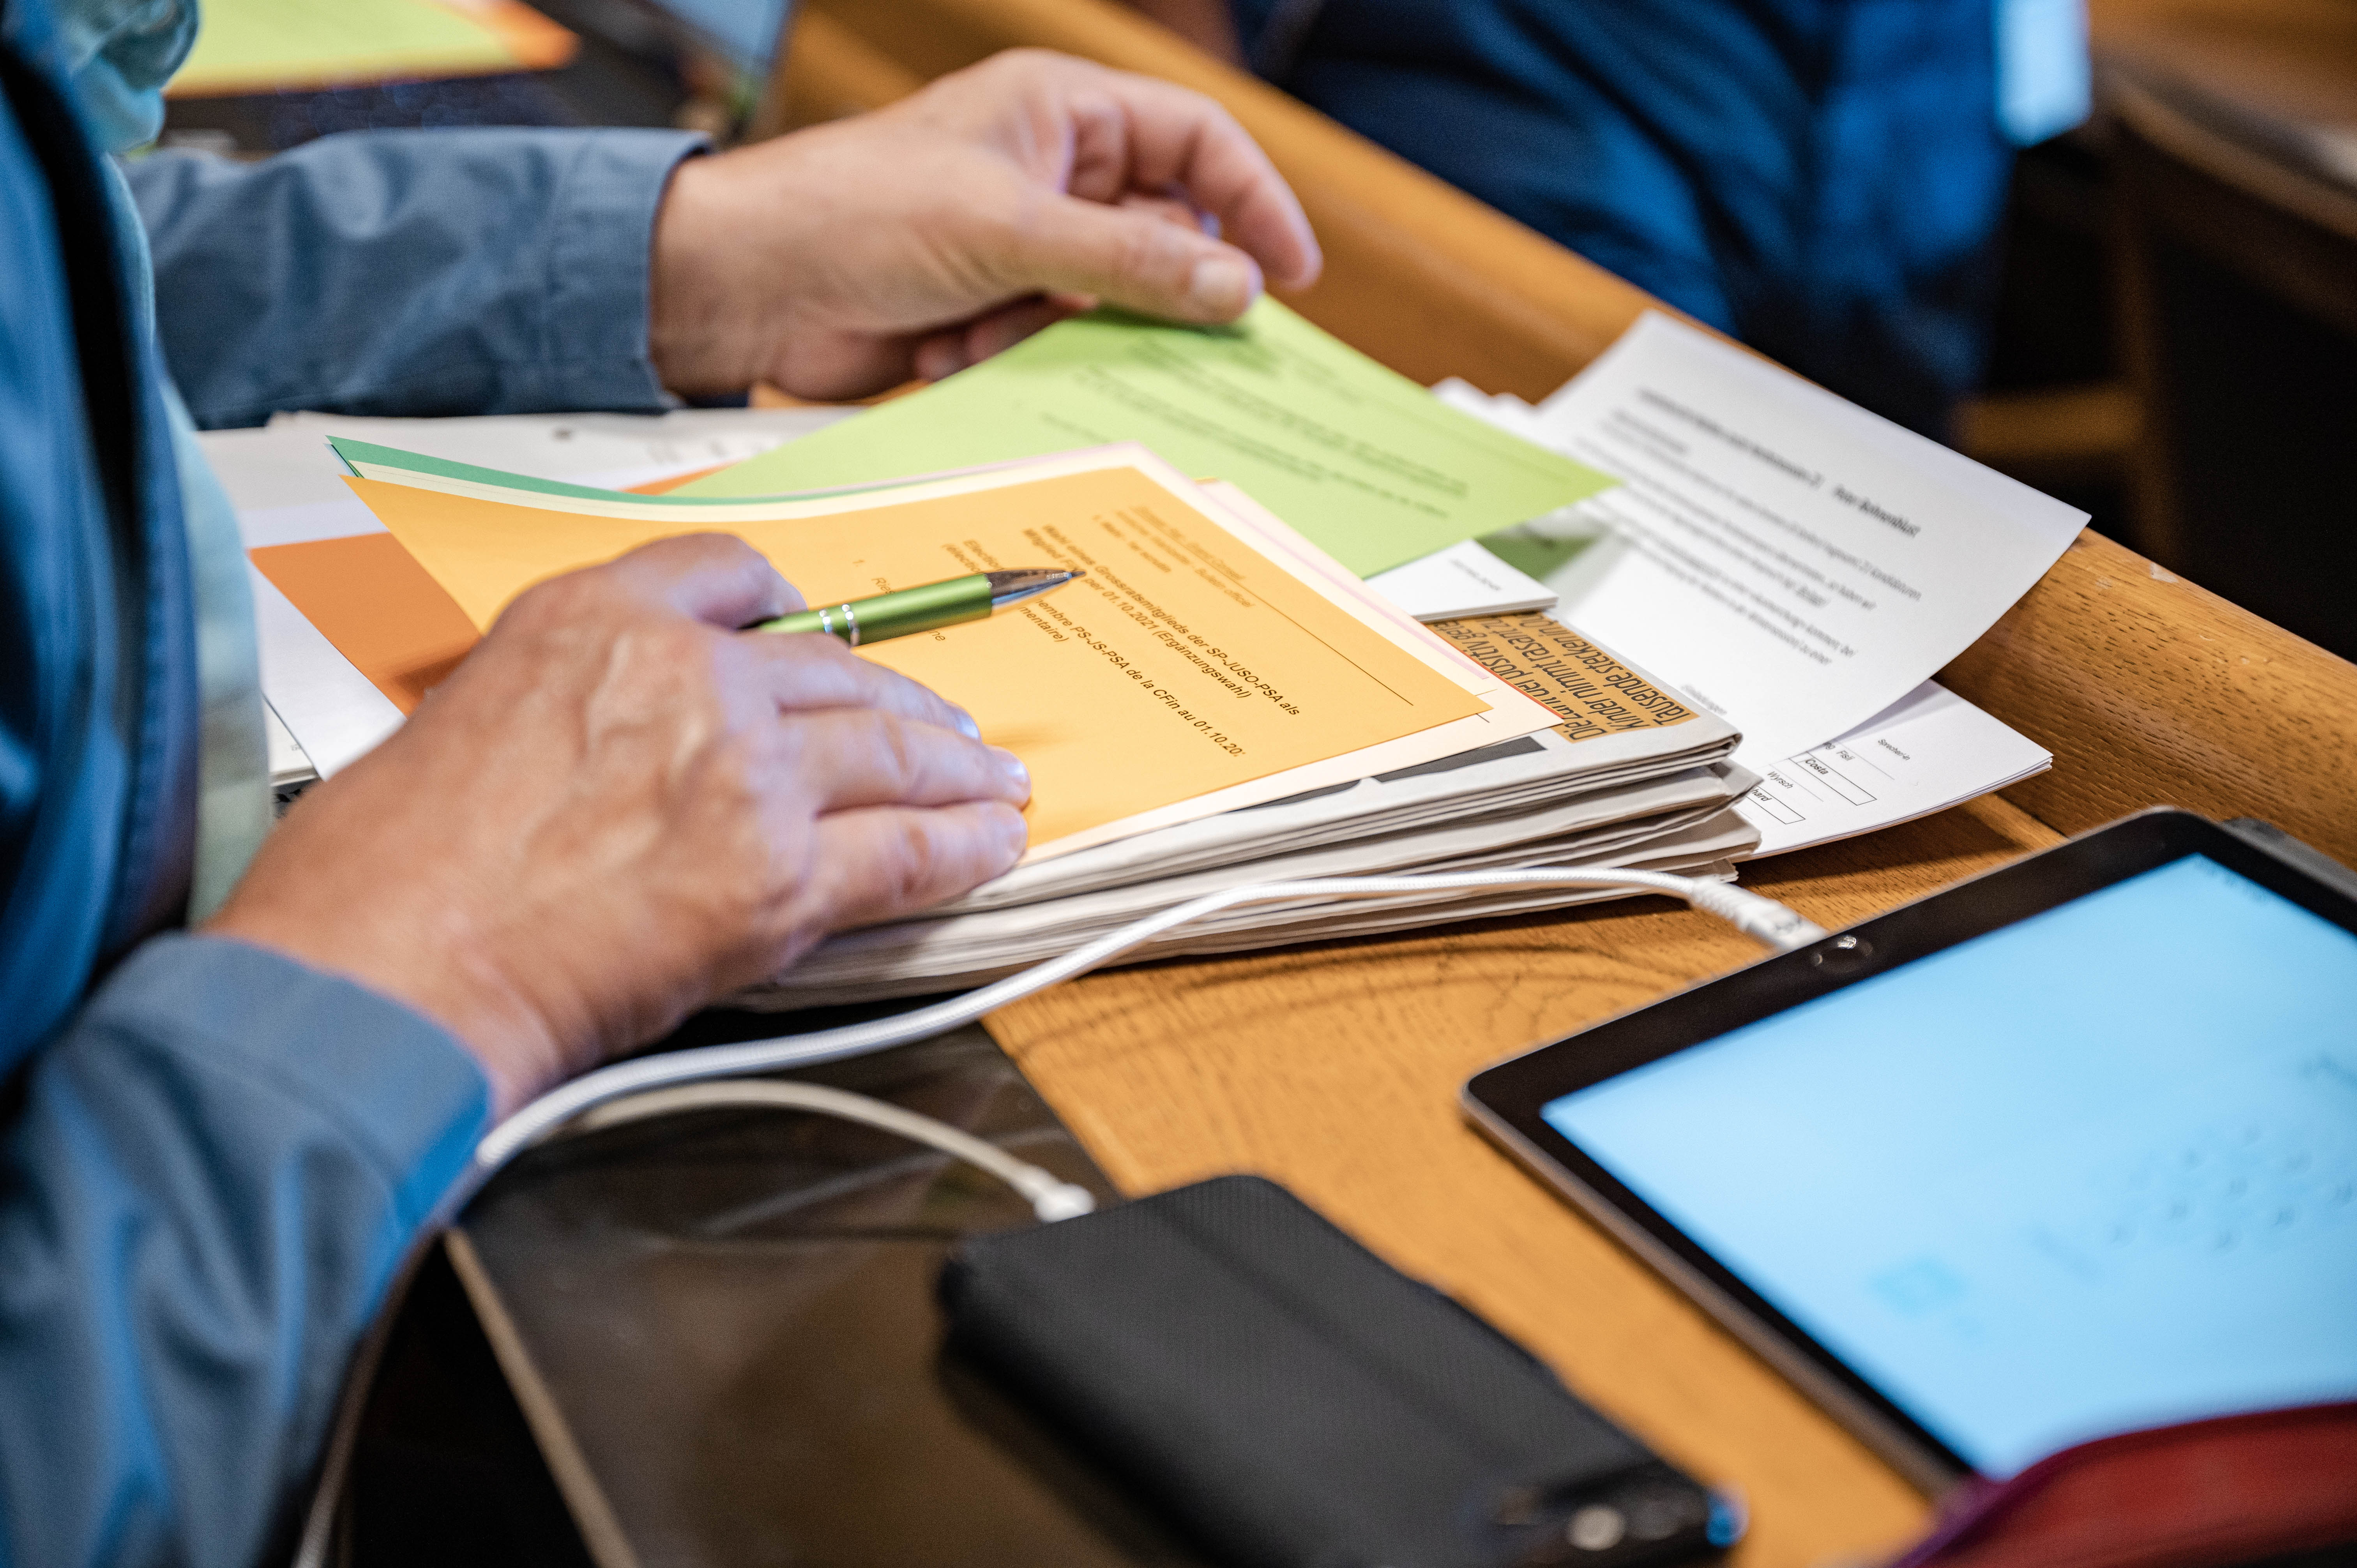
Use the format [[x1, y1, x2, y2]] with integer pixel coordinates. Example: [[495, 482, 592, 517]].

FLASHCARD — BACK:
[[870, 664, 943, 713], [869, 713, 925, 791], [1113, 216, 1188, 285], [877, 815, 944, 904], [995, 47, 1064, 80], [663, 618, 723, 664], [630, 617, 716, 675], [772, 630, 868, 694], [640, 530, 742, 566], [504, 569, 599, 629], [1192, 89, 1243, 132]]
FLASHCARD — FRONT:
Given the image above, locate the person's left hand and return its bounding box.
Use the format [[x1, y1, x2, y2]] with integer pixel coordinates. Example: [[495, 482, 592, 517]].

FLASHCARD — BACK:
[[646, 48, 1322, 400]]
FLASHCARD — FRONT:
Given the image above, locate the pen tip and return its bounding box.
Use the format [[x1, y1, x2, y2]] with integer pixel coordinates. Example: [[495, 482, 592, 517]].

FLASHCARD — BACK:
[[987, 568, 1085, 609]]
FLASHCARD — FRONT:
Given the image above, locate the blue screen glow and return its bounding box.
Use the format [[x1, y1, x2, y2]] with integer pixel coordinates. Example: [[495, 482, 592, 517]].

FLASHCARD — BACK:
[[651, 0, 790, 67], [1542, 854, 2357, 1476]]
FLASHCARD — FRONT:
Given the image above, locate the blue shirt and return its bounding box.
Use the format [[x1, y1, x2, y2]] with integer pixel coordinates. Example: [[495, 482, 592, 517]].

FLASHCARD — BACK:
[[0, 0, 703, 1559], [1229, 0, 2020, 433], [127, 128, 691, 430]]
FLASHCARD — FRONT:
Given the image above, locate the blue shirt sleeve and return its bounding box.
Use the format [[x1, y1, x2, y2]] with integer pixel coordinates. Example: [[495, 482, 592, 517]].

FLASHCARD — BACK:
[[122, 126, 708, 429], [0, 934, 490, 1568]]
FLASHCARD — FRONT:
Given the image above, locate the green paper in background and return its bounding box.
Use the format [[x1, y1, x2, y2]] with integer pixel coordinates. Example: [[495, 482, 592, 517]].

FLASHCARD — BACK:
[[172, 0, 519, 93], [673, 299, 1616, 578]]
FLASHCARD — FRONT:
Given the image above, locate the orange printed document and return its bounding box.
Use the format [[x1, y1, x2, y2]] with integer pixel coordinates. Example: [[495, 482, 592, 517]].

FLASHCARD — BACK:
[[343, 448, 1545, 861], [248, 533, 477, 714]]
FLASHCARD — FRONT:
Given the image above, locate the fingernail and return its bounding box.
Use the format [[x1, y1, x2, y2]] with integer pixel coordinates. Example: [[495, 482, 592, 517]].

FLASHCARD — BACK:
[[998, 810, 1030, 854], [992, 747, 1030, 792], [952, 708, 981, 740], [1187, 254, 1254, 316]]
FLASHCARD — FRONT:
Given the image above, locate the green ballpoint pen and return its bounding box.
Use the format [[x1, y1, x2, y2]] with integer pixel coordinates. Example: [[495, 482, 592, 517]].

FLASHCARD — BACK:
[[753, 568, 1083, 646]]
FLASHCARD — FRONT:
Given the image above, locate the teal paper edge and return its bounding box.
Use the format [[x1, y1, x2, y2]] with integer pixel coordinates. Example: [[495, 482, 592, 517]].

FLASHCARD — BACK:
[[325, 436, 911, 507]]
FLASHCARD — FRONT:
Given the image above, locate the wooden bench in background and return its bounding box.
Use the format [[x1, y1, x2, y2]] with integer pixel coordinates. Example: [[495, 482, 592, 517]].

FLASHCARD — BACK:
[[745, 6, 2357, 1564]]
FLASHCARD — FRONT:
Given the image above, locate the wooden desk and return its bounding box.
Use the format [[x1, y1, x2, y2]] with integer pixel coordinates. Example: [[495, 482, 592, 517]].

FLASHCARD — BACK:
[[602, 11, 2357, 1566]]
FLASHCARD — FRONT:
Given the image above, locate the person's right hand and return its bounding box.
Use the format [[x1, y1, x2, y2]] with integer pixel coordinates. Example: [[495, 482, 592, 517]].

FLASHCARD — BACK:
[[206, 535, 1030, 1116]]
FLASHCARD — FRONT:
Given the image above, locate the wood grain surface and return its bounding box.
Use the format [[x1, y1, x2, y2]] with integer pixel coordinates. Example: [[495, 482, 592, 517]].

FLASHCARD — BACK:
[[1944, 530, 2357, 869], [986, 795, 2061, 1568]]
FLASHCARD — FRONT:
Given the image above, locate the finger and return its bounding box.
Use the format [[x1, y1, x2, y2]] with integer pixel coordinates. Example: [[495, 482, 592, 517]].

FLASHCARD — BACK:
[[913, 294, 1086, 380], [764, 326, 924, 404], [997, 195, 1270, 324], [777, 708, 1032, 812], [802, 800, 1029, 930], [599, 533, 805, 625], [737, 631, 985, 736], [1118, 187, 1214, 235], [1064, 69, 1321, 290]]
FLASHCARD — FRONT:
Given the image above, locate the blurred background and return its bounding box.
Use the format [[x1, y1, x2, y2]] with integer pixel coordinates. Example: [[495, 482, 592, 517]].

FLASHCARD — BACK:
[[159, 0, 2357, 662], [159, 0, 788, 151]]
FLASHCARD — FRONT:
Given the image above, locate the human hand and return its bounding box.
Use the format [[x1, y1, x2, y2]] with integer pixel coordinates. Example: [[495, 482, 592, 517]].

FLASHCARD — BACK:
[[647, 48, 1322, 399], [206, 537, 1030, 1116]]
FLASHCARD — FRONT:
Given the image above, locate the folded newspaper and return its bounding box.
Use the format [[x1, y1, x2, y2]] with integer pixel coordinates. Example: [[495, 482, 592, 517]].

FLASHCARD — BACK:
[[739, 611, 1755, 1006]]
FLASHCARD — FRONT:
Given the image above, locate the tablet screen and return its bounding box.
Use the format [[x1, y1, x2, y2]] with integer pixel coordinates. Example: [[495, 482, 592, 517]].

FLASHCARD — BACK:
[[1541, 853, 2357, 1476]]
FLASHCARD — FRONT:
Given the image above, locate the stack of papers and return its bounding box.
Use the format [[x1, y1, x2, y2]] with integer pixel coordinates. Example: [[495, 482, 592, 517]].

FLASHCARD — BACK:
[[291, 436, 1756, 1003], [337, 445, 1557, 853], [214, 302, 2088, 1007], [760, 588, 1757, 1003]]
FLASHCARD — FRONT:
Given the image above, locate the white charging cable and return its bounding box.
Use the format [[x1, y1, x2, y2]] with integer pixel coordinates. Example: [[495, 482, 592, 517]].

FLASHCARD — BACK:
[[293, 863, 1823, 1568], [478, 865, 1827, 1178], [572, 1080, 1098, 1222]]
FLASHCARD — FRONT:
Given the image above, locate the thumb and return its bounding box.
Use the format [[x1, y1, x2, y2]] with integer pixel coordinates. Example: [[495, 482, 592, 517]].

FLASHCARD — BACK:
[[603, 534, 803, 627], [1000, 194, 1263, 324], [913, 294, 1090, 380]]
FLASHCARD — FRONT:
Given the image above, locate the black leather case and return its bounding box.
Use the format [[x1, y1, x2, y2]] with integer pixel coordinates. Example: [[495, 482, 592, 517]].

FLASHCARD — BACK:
[[939, 1174, 1732, 1568]]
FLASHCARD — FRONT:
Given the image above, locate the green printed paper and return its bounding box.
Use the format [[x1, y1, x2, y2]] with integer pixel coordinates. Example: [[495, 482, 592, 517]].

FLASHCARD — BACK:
[[672, 299, 1616, 577]]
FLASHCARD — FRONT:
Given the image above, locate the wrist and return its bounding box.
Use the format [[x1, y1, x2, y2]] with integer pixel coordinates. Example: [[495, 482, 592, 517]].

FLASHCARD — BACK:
[[203, 897, 574, 1119], [649, 153, 759, 396]]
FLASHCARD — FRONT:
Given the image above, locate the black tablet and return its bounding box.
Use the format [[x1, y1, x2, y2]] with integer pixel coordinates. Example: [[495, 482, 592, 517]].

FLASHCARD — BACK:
[[1463, 810, 2357, 1491]]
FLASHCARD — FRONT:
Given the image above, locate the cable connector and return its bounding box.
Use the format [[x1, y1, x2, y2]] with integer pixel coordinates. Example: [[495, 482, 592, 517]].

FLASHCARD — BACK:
[[1687, 884, 1830, 951], [1015, 1176, 1100, 1223]]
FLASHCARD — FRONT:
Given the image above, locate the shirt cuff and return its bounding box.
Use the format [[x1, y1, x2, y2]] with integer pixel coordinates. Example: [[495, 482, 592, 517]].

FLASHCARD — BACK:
[[80, 933, 491, 1229], [525, 127, 710, 414]]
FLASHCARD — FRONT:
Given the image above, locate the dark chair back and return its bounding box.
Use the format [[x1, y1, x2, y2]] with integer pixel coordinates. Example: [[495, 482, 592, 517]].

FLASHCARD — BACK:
[[2104, 33, 2357, 660]]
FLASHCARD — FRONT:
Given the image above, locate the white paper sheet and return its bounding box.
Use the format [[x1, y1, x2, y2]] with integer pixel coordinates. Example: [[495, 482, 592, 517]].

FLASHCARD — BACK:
[[205, 406, 848, 512], [1493, 314, 2085, 763], [246, 564, 403, 777], [1736, 680, 2051, 856], [261, 699, 313, 788], [1366, 537, 1557, 621]]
